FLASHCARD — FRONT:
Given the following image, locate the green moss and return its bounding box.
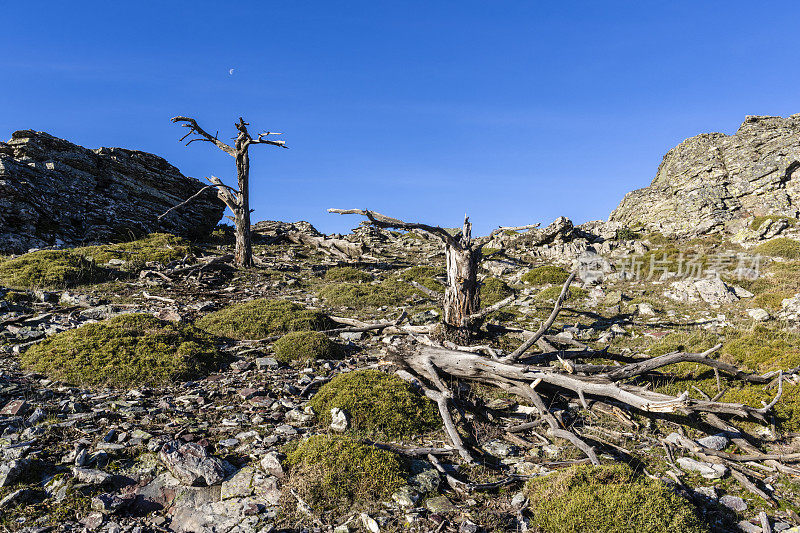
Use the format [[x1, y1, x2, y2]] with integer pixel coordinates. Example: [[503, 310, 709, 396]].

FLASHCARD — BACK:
[[481, 277, 513, 306], [482, 247, 501, 257], [648, 330, 719, 357], [536, 285, 588, 301], [721, 326, 800, 373], [722, 382, 800, 433], [0, 234, 191, 289], [750, 216, 798, 230], [21, 313, 224, 387], [318, 280, 419, 309], [273, 331, 343, 365], [524, 464, 708, 533], [196, 298, 333, 340], [522, 265, 570, 285], [754, 238, 800, 259], [76, 233, 191, 270], [0, 250, 104, 289], [397, 265, 446, 293], [644, 232, 671, 246], [615, 228, 642, 241], [308, 369, 440, 438], [324, 266, 372, 283], [284, 434, 405, 513], [751, 292, 791, 311]]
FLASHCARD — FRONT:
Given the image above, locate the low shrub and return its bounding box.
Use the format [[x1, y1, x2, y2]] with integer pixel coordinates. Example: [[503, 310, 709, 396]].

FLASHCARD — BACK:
[[308, 369, 440, 438], [396, 265, 446, 293], [272, 331, 342, 365], [21, 313, 224, 387], [196, 299, 333, 340]]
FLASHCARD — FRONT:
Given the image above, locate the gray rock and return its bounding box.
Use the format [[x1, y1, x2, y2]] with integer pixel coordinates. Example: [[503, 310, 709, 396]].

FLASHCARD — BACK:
[[720, 494, 748, 512], [330, 407, 349, 432], [425, 495, 457, 513], [72, 467, 112, 485], [391, 485, 419, 508], [158, 440, 225, 486], [0, 459, 29, 487], [610, 114, 800, 237], [0, 130, 225, 253], [260, 452, 284, 478], [676, 457, 728, 479], [697, 434, 729, 451], [747, 308, 771, 321], [694, 278, 740, 305]]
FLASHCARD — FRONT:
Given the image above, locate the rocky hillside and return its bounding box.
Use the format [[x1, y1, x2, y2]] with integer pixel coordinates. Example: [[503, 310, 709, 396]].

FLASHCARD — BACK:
[[610, 114, 800, 237], [0, 219, 799, 533], [0, 131, 225, 253]]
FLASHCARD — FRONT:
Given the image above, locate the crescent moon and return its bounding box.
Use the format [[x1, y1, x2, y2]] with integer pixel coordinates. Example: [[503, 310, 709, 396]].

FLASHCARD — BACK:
[[229, 68, 235, 75]]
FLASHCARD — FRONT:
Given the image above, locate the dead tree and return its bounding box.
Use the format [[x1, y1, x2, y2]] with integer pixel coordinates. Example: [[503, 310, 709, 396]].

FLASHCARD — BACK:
[[329, 209, 483, 342], [167, 116, 287, 267]]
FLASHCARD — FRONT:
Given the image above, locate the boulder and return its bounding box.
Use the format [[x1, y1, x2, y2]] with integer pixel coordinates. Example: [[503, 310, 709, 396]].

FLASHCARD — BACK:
[[610, 114, 800, 236], [0, 130, 225, 253]]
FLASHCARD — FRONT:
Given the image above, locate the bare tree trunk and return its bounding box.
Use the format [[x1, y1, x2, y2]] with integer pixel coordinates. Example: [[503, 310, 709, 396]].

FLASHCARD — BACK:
[[442, 243, 481, 343], [168, 116, 286, 269], [234, 134, 253, 268]]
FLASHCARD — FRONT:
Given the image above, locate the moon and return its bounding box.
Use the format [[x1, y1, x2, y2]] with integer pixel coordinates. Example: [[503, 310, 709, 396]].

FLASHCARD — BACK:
[[229, 68, 235, 75]]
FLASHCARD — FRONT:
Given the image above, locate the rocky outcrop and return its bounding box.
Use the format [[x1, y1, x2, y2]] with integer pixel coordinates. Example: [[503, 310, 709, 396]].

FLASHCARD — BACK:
[[610, 114, 800, 236], [0, 130, 225, 253]]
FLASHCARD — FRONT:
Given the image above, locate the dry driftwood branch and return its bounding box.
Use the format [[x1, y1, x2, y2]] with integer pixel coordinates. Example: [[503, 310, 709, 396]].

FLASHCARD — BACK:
[[285, 231, 364, 260], [328, 208, 459, 249], [503, 271, 576, 362], [488, 223, 541, 238]]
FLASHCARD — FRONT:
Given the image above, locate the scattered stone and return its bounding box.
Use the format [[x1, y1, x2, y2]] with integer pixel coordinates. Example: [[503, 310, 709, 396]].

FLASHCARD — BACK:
[[676, 457, 727, 479], [720, 494, 748, 512], [0, 459, 29, 487], [360, 513, 381, 533], [0, 399, 28, 416], [697, 434, 729, 451], [747, 308, 771, 321], [425, 495, 457, 513], [330, 407, 349, 432], [260, 452, 284, 478], [72, 467, 112, 485], [391, 486, 419, 508], [158, 440, 225, 486]]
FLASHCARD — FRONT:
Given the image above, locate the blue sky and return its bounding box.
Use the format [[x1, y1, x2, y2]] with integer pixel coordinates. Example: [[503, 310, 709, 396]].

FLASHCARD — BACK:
[[2, 2, 799, 235]]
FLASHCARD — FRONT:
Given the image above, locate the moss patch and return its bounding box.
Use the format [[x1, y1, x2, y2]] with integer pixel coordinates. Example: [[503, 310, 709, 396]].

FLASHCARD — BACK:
[[522, 265, 569, 285], [754, 238, 800, 259], [284, 434, 405, 514], [481, 277, 513, 306], [21, 313, 224, 387], [721, 326, 800, 373], [396, 265, 446, 293], [308, 369, 440, 438], [318, 280, 419, 309], [0, 233, 191, 289], [0, 250, 104, 289], [537, 285, 588, 301], [722, 382, 800, 433], [324, 266, 372, 283], [273, 331, 343, 365], [750, 216, 797, 231], [524, 463, 707, 533], [648, 330, 719, 357], [76, 233, 191, 271], [196, 299, 332, 340]]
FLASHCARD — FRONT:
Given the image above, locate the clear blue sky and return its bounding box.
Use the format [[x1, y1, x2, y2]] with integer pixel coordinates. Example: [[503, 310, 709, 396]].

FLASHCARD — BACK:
[[2, 2, 799, 235]]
